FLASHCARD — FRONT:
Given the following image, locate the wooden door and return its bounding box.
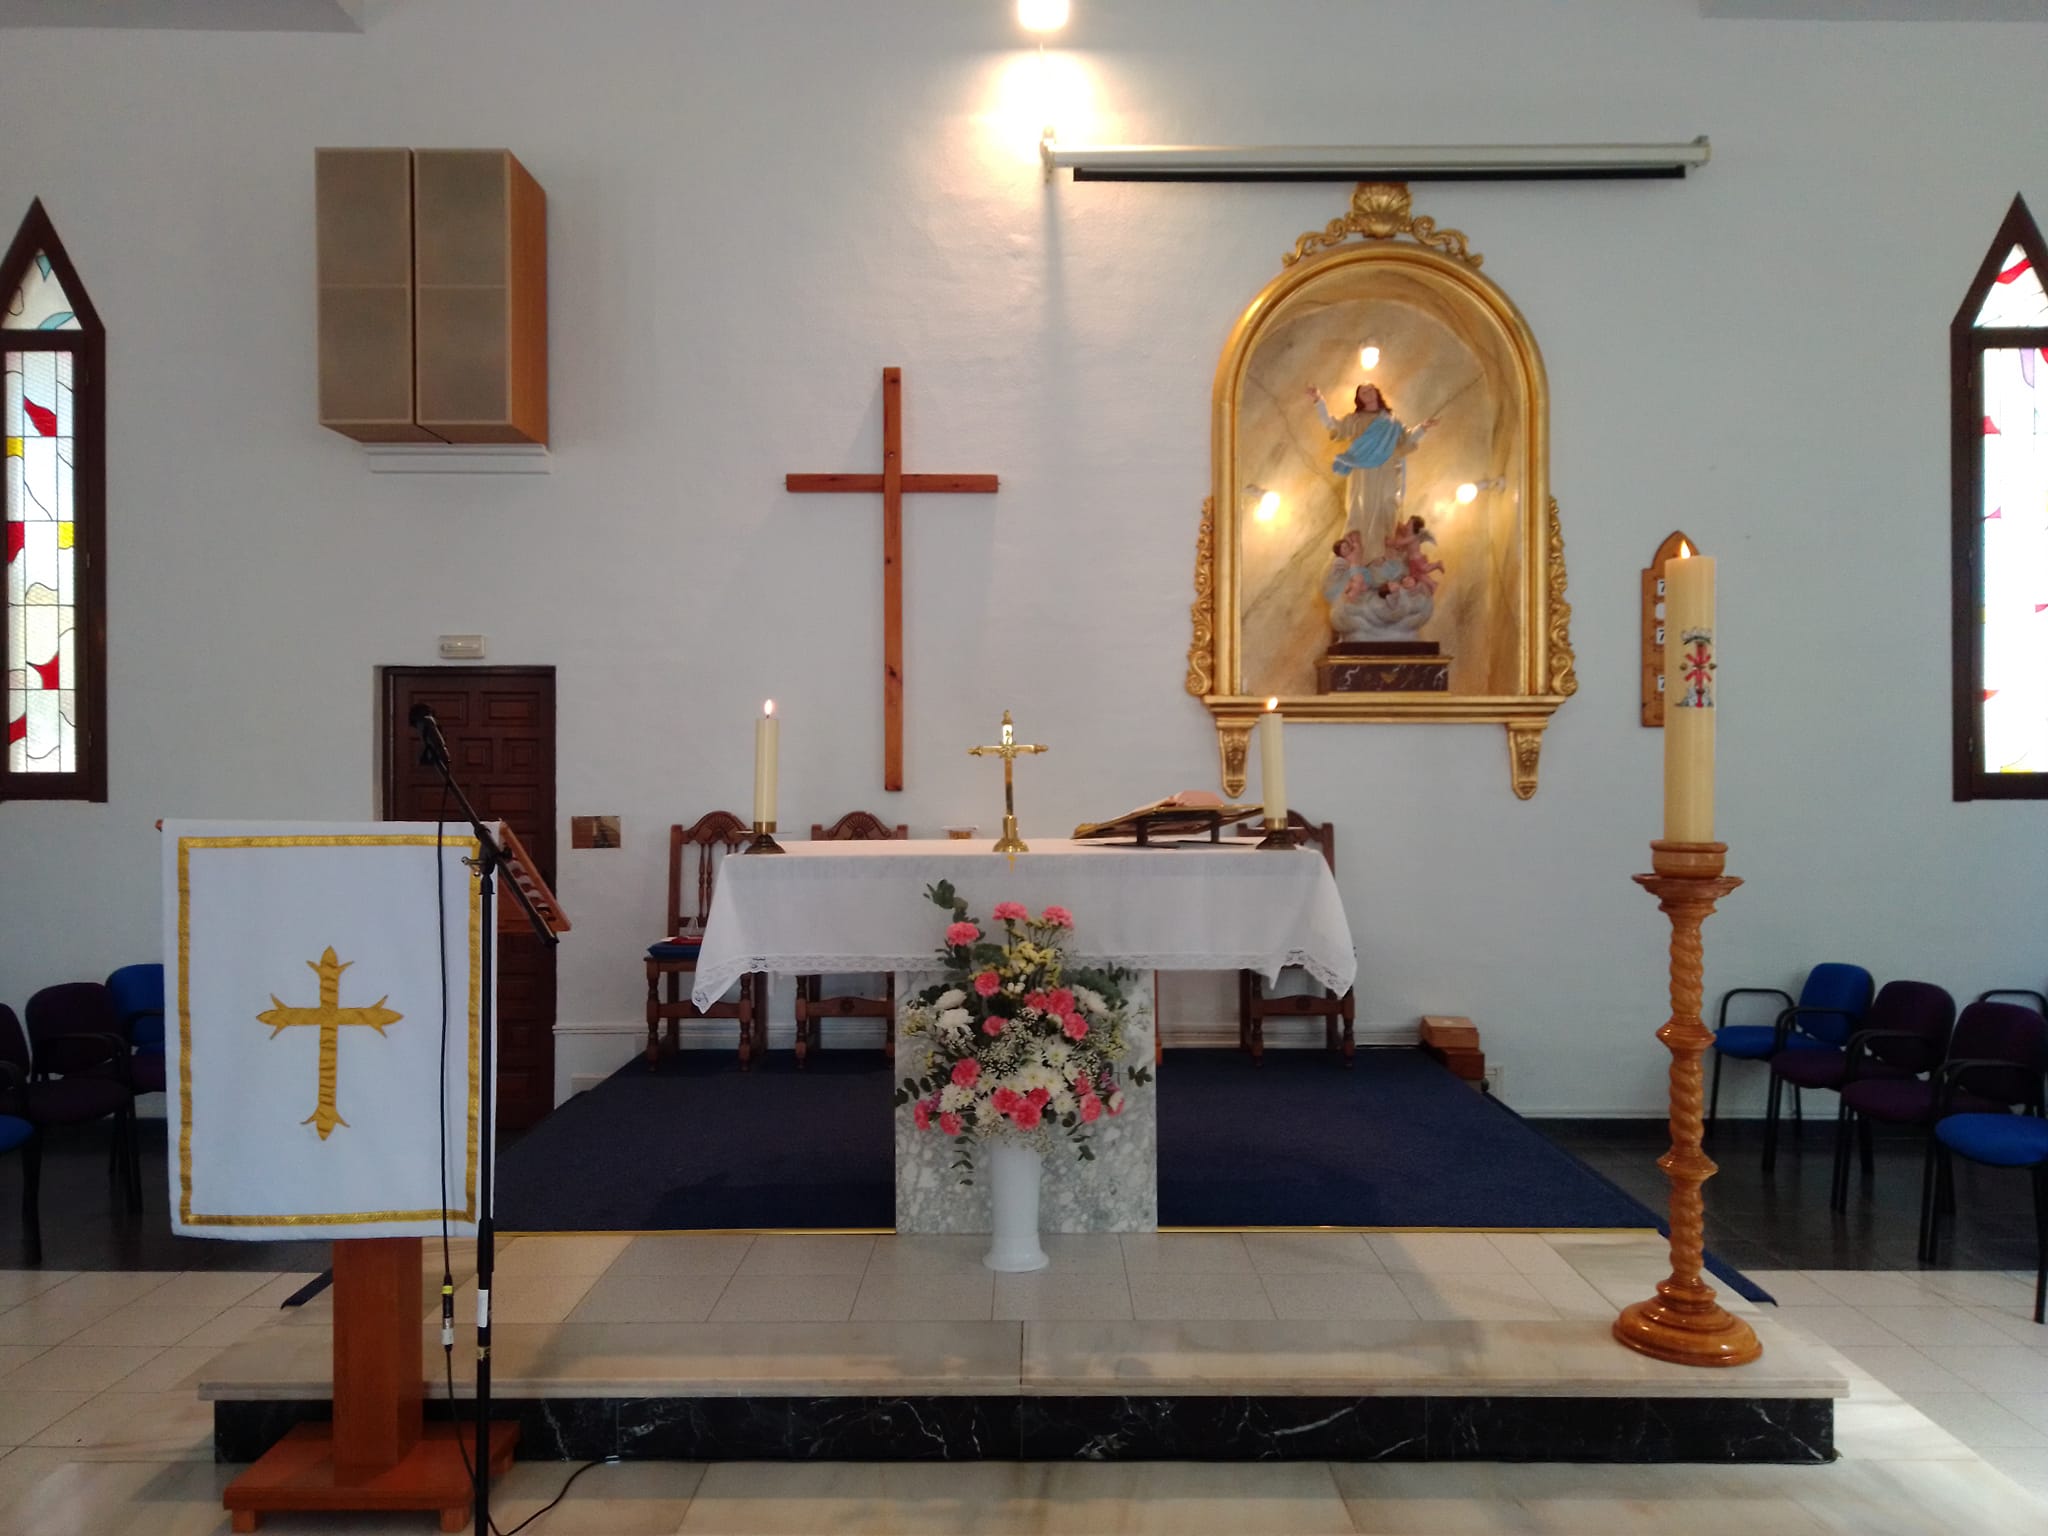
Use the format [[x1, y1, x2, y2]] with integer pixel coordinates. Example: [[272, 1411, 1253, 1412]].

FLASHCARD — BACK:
[[380, 666, 556, 1132]]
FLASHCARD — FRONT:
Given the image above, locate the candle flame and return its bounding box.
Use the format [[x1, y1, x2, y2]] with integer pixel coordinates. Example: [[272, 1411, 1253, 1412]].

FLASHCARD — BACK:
[[1676, 540, 1693, 559], [763, 700, 775, 717], [1266, 697, 1280, 712]]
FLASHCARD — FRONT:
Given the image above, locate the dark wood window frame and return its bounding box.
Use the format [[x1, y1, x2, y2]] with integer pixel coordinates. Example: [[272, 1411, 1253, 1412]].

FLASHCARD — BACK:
[[1, 199, 106, 802], [1952, 194, 2048, 802]]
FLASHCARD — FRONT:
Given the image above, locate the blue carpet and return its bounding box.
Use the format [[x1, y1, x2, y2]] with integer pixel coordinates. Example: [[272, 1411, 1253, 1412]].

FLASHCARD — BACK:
[[495, 1047, 1767, 1302]]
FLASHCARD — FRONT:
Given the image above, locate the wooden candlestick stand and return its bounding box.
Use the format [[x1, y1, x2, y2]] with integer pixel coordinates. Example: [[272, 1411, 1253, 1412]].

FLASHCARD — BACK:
[[1612, 841, 1763, 1368]]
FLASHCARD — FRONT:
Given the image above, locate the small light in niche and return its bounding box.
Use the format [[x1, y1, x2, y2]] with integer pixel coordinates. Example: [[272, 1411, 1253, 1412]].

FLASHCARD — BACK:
[[1018, 0, 1070, 32], [1256, 489, 1280, 523], [1455, 482, 1479, 504], [1359, 345, 1381, 370]]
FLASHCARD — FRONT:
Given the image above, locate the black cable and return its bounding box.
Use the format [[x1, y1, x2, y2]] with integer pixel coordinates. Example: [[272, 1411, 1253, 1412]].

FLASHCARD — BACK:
[[429, 786, 594, 1535]]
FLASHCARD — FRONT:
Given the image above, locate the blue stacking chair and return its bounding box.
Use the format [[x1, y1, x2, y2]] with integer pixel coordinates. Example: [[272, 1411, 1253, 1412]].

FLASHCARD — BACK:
[[0, 1058, 36, 1265], [1924, 1003, 2048, 1321], [1710, 963, 1873, 1134], [105, 963, 166, 1095]]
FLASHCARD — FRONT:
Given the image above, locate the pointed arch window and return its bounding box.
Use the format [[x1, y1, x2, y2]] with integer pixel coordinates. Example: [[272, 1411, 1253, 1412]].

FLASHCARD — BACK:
[[1953, 196, 2048, 801], [2, 200, 104, 800]]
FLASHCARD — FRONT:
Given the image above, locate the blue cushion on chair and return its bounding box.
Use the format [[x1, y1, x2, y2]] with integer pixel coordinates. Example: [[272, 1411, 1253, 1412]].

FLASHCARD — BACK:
[[0, 1115, 30, 1156], [1714, 1026, 1831, 1060], [647, 939, 702, 962], [1937, 1113, 2048, 1168]]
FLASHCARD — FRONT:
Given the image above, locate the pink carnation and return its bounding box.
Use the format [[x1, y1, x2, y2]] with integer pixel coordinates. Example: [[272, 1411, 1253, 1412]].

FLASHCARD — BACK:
[[1023, 991, 1051, 1014], [1047, 988, 1075, 1016], [1026, 1087, 1051, 1108], [1062, 1014, 1089, 1041], [1012, 1101, 1043, 1130], [1041, 906, 1074, 929], [973, 970, 1001, 998], [913, 1101, 932, 1132], [951, 1059, 980, 1088], [939, 1111, 963, 1136], [946, 921, 981, 947], [991, 1087, 1021, 1113], [982, 1016, 1005, 1036], [991, 901, 1028, 922], [1078, 1095, 1101, 1123]]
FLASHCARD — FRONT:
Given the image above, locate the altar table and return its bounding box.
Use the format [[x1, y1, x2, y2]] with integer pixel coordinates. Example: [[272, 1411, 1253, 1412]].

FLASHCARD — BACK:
[[690, 838, 1358, 1234]]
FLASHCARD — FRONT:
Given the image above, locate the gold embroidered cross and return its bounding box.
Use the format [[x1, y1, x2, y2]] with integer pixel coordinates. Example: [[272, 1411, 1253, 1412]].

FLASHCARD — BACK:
[[257, 947, 402, 1140]]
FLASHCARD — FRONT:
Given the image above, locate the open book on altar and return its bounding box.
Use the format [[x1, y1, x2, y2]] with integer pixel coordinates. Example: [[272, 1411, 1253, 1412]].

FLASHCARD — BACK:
[[1071, 790, 1263, 846]]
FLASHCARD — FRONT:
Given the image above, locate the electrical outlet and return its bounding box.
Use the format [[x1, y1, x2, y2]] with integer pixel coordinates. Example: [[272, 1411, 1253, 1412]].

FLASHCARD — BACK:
[[1483, 1064, 1504, 1098]]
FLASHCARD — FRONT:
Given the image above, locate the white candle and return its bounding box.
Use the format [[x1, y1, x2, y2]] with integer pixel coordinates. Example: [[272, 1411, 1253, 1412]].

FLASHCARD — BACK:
[[753, 701, 779, 827], [1661, 555, 1716, 843], [1260, 698, 1287, 828]]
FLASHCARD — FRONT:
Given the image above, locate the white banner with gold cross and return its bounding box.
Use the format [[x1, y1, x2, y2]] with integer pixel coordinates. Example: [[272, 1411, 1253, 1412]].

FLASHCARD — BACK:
[[162, 821, 493, 1240]]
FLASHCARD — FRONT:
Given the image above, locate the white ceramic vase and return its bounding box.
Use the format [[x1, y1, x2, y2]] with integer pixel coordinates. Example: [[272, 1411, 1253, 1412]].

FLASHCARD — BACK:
[[983, 1137, 1049, 1273]]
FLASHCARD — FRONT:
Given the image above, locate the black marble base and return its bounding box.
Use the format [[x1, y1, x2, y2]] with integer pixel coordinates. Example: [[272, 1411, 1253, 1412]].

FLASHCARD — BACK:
[[216, 1394, 1833, 1465]]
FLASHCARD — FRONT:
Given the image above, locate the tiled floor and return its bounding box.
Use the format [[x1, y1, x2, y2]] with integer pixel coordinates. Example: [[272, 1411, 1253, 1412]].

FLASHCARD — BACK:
[[0, 1232, 2041, 1532]]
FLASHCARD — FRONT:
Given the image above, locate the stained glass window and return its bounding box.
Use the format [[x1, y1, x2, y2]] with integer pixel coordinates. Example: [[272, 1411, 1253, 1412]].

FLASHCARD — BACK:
[[1954, 198, 2048, 801], [1, 201, 102, 801]]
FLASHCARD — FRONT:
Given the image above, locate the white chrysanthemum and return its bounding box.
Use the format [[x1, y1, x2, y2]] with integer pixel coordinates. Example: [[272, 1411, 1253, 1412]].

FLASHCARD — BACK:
[[939, 1083, 973, 1113], [938, 1007, 972, 1030], [1052, 1088, 1076, 1117], [1039, 1041, 1072, 1071], [935, 988, 966, 1010], [1072, 985, 1108, 1017]]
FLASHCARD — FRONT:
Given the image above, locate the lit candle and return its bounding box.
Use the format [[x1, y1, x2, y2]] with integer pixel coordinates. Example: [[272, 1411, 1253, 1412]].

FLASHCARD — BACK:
[[1661, 553, 1716, 843], [753, 701, 779, 827], [1260, 697, 1287, 828]]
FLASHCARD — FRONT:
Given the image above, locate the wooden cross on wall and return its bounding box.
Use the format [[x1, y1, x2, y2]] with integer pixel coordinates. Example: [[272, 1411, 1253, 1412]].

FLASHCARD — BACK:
[[786, 367, 999, 791]]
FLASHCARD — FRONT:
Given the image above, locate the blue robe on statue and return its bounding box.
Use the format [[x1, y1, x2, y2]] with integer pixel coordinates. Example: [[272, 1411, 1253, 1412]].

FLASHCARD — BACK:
[[1330, 413, 1402, 475]]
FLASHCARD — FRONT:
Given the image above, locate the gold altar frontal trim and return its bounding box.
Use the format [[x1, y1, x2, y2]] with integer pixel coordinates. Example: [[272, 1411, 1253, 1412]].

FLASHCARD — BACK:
[[176, 833, 484, 1230]]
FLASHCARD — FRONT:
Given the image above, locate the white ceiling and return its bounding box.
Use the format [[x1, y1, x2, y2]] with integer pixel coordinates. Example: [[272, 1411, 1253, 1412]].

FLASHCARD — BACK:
[[1703, 0, 2046, 18], [0, 0, 364, 30]]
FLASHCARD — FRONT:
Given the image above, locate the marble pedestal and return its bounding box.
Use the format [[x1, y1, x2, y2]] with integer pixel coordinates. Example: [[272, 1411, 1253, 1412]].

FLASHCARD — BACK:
[[893, 970, 1157, 1235]]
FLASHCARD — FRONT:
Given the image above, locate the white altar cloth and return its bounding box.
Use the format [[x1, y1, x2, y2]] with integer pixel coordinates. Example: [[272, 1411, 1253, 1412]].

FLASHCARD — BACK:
[[690, 838, 1356, 1010]]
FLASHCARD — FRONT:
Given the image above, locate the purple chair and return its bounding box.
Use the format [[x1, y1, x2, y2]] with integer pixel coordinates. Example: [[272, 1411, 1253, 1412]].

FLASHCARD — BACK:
[[18, 984, 143, 1213], [1918, 1001, 2048, 1267], [1827, 981, 1961, 1211], [1759, 971, 1917, 1174], [0, 1034, 39, 1264]]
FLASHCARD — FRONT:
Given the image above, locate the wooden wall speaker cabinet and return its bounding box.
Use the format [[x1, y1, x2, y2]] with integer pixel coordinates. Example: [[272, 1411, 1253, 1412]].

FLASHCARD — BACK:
[[316, 147, 548, 447]]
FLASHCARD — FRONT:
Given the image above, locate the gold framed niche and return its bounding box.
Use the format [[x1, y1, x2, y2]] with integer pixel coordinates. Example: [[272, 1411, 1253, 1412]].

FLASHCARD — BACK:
[[1187, 183, 1575, 800]]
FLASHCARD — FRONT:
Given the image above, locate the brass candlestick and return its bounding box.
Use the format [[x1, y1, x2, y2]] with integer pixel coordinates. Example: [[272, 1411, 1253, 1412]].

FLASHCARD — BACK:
[[1256, 816, 1301, 850], [968, 711, 1047, 856], [745, 820, 785, 855], [1613, 840, 1761, 1367]]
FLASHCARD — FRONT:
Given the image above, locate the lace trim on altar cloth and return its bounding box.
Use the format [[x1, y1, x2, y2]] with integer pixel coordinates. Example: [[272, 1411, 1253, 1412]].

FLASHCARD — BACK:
[[690, 949, 1353, 1009]]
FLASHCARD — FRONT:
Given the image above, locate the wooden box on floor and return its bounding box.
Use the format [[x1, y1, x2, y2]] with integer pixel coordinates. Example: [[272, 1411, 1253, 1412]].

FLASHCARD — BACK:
[[1421, 1014, 1486, 1084]]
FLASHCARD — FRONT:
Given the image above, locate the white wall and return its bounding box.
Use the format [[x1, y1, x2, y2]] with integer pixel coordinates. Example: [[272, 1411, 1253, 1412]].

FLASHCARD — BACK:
[[2, 0, 2043, 1116]]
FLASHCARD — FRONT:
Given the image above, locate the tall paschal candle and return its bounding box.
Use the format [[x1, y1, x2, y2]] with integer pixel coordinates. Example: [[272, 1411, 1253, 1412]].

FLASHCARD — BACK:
[[1661, 555, 1716, 843], [753, 701, 779, 826]]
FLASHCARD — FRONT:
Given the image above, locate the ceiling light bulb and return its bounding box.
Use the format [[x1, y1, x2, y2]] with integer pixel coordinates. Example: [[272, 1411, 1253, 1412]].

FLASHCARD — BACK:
[[1455, 482, 1479, 504], [1256, 489, 1280, 523], [1359, 345, 1380, 370], [1018, 0, 1070, 32]]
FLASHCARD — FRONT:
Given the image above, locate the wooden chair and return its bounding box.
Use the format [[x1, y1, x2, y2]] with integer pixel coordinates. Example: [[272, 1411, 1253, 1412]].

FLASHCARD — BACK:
[[794, 810, 909, 1068], [646, 811, 766, 1070], [1236, 811, 1356, 1066]]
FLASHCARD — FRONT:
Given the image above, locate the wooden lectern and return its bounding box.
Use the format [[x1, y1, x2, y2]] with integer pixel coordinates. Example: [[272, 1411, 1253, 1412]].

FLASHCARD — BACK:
[[224, 824, 568, 1533]]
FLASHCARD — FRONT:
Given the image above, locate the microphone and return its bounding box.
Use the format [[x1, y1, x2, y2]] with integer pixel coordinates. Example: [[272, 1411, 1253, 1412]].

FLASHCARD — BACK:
[[409, 702, 443, 765]]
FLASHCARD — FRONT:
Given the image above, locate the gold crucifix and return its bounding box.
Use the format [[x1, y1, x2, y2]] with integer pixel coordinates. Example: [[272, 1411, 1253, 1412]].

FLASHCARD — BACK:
[[256, 947, 403, 1141], [968, 710, 1047, 855]]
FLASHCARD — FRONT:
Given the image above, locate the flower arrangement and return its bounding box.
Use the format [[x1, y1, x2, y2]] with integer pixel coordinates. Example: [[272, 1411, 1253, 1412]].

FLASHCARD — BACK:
[[892, 882, 1151, 1180]]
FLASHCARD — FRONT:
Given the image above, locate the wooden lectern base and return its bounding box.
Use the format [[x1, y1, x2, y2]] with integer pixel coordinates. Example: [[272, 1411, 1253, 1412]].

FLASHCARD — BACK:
[[226, 1421, 517, 1532], [225, 1237, 517, 1531]]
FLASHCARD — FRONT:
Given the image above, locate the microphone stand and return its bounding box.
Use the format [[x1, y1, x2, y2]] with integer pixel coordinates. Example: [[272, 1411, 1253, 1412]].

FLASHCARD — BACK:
[[415, 714, 556, 1536]]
